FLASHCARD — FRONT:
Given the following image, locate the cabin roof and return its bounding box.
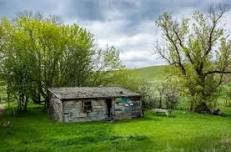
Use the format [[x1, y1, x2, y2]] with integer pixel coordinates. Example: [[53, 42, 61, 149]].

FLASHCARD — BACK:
[[48, 87, 140, 100]]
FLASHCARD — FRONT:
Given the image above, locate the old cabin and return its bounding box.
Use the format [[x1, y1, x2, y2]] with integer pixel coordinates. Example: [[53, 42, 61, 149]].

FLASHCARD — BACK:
[[48, 87, 143, 122]]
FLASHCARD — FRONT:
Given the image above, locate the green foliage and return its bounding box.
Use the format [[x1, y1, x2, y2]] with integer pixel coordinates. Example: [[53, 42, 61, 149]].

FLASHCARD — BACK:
[[1, 105, 231, 151], [156, 7, 231, 112], [90, 46, 125, 86], [0, 14, 123, 111], [108, 70, 144, 91]]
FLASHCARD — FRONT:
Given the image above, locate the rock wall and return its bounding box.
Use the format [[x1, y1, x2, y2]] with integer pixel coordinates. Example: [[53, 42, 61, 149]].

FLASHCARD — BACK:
[[48, 96, 63, 122], [49, 96, 142, 122], [63, 99, 106, 122]]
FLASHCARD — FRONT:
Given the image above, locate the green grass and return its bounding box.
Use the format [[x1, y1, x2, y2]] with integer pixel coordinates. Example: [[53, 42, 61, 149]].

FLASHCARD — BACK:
[[1, 105, 231, 152], [1, 65, 231, 152], [129, 65, 170, 81]]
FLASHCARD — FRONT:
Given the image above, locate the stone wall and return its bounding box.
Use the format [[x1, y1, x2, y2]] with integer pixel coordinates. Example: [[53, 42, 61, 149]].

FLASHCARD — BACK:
[[49, 96, 143, 122], [48, 95, 63, 122], [63, 99, 106, 122]]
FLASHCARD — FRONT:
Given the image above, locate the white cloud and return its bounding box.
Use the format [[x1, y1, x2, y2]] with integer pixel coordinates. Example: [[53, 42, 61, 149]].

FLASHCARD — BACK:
[[77, 18, 165, 68], [1, 0, 231, 68]]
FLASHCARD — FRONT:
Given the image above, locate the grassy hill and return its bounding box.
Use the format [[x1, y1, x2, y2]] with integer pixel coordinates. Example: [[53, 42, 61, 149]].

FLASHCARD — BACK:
[[129, 65, 170, 81], [130, 65, 231, 86]]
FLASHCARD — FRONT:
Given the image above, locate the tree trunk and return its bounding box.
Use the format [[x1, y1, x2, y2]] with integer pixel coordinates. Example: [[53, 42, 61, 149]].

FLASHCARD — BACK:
[[7, 89, 10, 109], [159, 95, 162, 108], [190, 100, 194, 111], [23, 96, 28, 112], [43, 90, 50, 111], [195, 102, 210, 113]]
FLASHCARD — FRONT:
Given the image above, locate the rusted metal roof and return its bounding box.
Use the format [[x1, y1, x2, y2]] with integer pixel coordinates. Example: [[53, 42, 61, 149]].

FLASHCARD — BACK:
[[48, 87, 140, 100]]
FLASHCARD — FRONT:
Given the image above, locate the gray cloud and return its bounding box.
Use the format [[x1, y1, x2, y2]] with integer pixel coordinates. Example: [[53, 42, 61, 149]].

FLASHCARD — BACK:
[[0, 0, 231, 67]]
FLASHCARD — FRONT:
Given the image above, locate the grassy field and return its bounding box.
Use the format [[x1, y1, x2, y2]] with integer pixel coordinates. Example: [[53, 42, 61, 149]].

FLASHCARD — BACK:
[[1, 105, 231, 152], [129, 65, 169, 81], [1, 65, 231, 152]]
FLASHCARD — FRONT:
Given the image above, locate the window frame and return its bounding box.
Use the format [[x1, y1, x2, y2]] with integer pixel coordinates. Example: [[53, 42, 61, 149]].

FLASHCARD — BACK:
[[82, 100, 93, 113]]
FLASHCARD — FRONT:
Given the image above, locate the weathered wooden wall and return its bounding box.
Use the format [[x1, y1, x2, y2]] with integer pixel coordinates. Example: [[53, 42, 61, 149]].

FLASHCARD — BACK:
[[63, 99, 106, 122], [114, 97, 142, 120], [48, 95, 63, 122], [49, 96, 142, 122]]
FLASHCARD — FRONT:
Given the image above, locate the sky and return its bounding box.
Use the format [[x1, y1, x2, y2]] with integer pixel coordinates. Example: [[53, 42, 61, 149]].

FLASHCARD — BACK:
[[0, 0, 230, 68]]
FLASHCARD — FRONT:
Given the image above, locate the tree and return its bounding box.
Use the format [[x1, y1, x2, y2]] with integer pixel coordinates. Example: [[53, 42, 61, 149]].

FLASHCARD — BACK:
[[0, 14, 123, 112], [90, 46, 125, 86], [155, 5, 231, 113], [0, 17, 36, 111]]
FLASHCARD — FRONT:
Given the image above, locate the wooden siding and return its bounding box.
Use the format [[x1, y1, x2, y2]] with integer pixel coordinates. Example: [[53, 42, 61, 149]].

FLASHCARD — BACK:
[[48, 96, 143, 122], [63, 99, 106, 122], [114, 97, 142, 120]]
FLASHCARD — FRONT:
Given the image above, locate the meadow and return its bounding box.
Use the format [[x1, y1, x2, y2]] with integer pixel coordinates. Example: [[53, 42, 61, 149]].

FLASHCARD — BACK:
[[0, 105, 231, 152], [1, 65, 231, 152]]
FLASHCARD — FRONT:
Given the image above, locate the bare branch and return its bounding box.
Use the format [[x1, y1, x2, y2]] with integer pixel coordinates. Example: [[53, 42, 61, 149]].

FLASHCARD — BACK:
[[205, 70, 231, 76], [205, 5, 227, 57], [172, 24, 193, 64], [163, 24, 186, 75]]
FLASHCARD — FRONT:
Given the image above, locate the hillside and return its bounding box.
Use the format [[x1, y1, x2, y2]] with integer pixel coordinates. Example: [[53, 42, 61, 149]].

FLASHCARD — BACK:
[[129, 65, 170, 81], [131, 65, 231, 84]]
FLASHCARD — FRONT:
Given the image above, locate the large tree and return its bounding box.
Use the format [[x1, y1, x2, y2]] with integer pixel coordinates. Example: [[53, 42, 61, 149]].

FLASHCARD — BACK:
[[155, 6, 231, 112], [0, 14, 123, 111]]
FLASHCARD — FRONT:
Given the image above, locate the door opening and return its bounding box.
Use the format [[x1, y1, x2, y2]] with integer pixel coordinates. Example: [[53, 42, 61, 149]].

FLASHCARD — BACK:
[[105, 99, 112, 120]]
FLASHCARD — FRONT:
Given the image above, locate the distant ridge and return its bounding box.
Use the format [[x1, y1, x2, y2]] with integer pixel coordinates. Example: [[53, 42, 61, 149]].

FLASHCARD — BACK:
[[129, 65, 170, 81]]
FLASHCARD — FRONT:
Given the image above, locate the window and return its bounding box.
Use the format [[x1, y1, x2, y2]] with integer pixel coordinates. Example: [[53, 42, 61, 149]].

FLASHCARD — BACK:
[[83, 100, 92, 113]]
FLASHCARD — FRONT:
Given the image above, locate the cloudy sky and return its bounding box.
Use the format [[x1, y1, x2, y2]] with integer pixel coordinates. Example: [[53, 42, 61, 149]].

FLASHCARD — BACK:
[[0, 0, 230, 68]]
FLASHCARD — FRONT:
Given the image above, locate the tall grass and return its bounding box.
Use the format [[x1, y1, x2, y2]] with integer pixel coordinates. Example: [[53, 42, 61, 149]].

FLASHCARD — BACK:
[[1, 105, 231, 152]]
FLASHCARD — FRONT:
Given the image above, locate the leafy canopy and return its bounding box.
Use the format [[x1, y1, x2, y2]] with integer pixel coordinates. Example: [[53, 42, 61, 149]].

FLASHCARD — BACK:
[[156, 6, 231, 112]]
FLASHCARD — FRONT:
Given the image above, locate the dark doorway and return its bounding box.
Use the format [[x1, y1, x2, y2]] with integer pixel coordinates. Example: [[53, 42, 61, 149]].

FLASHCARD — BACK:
[[105, 99, 112, 120]]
